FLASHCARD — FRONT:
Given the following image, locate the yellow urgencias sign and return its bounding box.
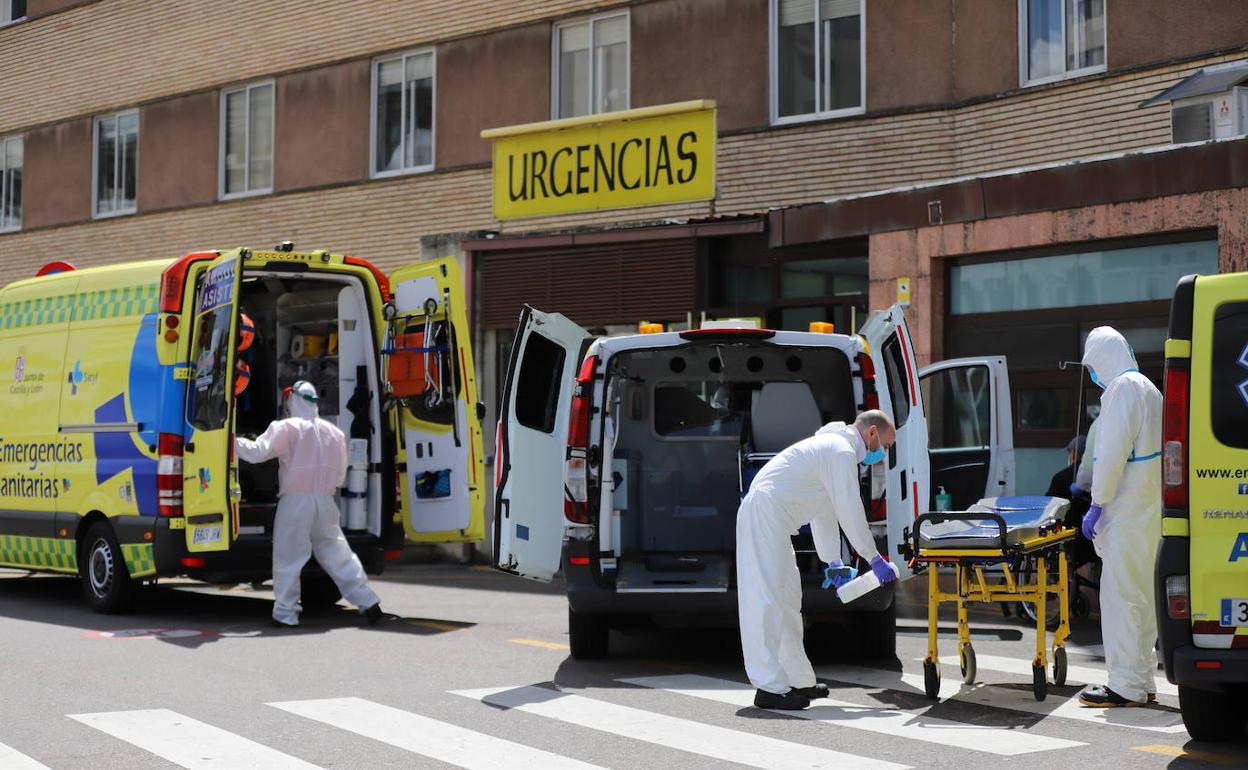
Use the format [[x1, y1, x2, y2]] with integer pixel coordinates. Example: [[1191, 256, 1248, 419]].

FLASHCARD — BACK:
[[484, 101, 717, 220]]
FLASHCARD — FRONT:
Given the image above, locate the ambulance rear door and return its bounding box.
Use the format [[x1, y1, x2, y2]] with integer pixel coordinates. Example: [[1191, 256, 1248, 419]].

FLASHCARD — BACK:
[[860, 304, 930, 578], [386, 258, 485, 543], [494, 306, 589, 582], [919, 356, 1014, 510], [183, 251, 243, 552]]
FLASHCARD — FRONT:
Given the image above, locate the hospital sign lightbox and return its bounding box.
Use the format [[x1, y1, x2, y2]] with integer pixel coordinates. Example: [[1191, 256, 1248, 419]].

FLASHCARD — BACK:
[[482, 100, 717, 220]]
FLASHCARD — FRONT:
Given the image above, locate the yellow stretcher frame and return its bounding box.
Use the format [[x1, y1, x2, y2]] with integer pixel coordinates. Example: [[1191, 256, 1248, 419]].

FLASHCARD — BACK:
[[902, 513, 1076, 702]]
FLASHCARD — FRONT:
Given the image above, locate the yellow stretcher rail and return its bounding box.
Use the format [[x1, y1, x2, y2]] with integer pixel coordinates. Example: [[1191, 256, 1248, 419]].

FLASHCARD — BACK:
[[900, 511, 1076, 701]]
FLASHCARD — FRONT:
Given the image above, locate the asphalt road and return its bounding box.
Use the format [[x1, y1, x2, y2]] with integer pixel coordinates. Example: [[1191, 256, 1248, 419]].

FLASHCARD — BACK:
[[0, 564, 1244, 769]]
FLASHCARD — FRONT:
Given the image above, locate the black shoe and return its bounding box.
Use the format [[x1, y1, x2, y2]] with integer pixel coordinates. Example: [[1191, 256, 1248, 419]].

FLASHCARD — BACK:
[[753, 688, 811, 710], [364, 603, 384, 625], [1078, 685, 1143, 708], [793, 683, 829, 700], [270, 618, 298, 629]]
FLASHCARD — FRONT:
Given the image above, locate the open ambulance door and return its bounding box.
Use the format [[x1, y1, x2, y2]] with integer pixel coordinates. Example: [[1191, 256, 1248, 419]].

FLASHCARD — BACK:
[[183, 251, 243, 552], [387, 258, 485, 543], [860, 304, 930, 579], [918, 356, 1015, 511], [494, 306, 589, 582]]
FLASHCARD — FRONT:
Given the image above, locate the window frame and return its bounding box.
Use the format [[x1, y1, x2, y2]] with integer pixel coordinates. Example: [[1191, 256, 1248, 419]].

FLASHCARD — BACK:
[[369, 47, 437, 180], [218, 80, 276, 201], [550, 10, 631, 120], [1017, 0, 1107, 88], [768, 0, 867, 126], [91, 109, 140, 220], [0, 134, 21, 234], [0, 0, 26, 27]]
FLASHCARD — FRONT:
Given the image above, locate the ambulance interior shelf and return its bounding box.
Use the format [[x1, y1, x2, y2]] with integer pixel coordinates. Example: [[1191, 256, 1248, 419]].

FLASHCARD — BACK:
[[382, 292, 459, 500], [234, 274, 384, 536]]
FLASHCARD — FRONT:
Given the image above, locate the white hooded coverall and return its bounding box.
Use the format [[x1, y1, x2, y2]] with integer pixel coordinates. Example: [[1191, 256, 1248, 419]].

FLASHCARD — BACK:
[[737, 422, 881, 695], [236, 389, 380, 626], [1083, 327, 1163, 702]]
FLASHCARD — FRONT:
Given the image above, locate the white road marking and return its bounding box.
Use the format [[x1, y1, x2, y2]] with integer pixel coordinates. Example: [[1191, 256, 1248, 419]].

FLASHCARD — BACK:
[[270, 697, 603, 770], [820, 663, 1185, 733], [0, 742, 51, 770], [451, 685, 908, 770], [67, 709, 321, 769], [956, 653, 1179, 697], [625, 674, 1083, 756]]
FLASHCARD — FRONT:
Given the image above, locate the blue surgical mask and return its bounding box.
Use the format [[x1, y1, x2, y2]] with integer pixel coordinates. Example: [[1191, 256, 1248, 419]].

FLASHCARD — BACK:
[[1090, 370, 1106, 390], [862, 447, 886, 466]]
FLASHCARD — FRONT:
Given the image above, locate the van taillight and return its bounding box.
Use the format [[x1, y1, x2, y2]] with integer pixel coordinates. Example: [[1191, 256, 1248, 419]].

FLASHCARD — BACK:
[[159, 251, 216, 314], [157, 433, 184, 517], [1165, 574, 1190, 619], [858, 352, 880, 411], [564, 355, 599, 524], [1163, 366, 1190, 509]]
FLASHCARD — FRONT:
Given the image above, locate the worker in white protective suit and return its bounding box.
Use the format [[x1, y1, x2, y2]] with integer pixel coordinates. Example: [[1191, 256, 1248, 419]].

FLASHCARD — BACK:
[[737, 410, 897, 710], [1077, 327, 1162, 707], [236, 381, 384, 627]]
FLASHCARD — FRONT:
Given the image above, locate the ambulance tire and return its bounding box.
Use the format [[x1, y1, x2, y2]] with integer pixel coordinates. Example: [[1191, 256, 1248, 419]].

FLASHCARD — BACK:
[[568, 607, 609, 660], [1179, 685, 1242, 741], [79, 522, 135, 614]]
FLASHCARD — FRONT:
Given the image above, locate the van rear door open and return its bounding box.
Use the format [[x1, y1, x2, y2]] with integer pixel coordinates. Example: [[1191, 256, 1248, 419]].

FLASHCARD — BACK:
[[494, 306, 589, 581], [919, 356, 1014, 509], [183, 252, 243, 552], [861, 305, 930, 578], [387, 258, 486, 543]]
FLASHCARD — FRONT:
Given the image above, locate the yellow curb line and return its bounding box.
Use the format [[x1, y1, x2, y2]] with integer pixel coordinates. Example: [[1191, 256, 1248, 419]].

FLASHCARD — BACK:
[[1132, 745, 1246, 765], [508, 638, 571, 651]]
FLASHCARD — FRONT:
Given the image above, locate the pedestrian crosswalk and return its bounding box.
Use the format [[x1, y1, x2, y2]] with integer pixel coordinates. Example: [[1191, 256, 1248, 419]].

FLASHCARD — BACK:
[[3, 652, 1187, 769]]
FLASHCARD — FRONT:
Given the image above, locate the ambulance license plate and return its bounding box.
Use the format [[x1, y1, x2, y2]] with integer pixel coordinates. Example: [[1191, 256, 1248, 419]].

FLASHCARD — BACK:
[[192, 525, 222, 545], [1221, 598, 1248, 627]]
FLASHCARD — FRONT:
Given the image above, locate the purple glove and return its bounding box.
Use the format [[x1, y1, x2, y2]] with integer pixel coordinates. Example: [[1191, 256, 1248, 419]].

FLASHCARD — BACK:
[[869, 555, 897, 585], [1082, 504, 1102, 540]]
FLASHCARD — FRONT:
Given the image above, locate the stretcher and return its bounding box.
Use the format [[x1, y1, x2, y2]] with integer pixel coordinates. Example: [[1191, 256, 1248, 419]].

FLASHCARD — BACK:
[[898, 496, 1075, 702]]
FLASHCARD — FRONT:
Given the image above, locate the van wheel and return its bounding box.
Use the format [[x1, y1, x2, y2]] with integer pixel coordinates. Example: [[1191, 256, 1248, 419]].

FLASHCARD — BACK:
[[851, 603, 897, 660], [79, 522, 135, 614], [568, 607, 609, 660], [1179, 685, 1242, 741]]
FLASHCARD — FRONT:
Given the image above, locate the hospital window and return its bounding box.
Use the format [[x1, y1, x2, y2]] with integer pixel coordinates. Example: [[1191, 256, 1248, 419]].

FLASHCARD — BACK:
[[220, 81, 274, 198], [553, 12, 629, 119], [0, 135, 21, 233], [372, 49, 435, 177], [1, 0, 25, 25], [771, 0, 863, 123], [1019, 0, 1105, 86], [94, 110, 139, 218]]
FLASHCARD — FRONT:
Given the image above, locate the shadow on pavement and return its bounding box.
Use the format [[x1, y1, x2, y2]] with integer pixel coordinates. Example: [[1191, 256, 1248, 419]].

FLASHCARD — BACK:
[[0, 570, 473, 649], [372, 564, 566, 596]]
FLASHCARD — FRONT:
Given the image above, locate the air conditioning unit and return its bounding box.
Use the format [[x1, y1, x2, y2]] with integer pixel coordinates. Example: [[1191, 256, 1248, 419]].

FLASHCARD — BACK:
[[1171, 87, 1248, 143]]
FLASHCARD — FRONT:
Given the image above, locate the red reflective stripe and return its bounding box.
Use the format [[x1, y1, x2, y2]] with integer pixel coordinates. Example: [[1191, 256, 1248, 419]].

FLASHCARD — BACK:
[[569, 556, 590, 566], [460, 346, 477, 485], [913, 481, 920, 520], [898, 331, 917, 407], [1195, 661, 1223, 670]]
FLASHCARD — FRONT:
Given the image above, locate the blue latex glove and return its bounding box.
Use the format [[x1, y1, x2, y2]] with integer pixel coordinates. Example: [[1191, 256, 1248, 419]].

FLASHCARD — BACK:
[[869, 555, 897, 585], [822, 561, 858, 590], [1082, 504, 1103, 540], [1068, 482, 1082, 497]]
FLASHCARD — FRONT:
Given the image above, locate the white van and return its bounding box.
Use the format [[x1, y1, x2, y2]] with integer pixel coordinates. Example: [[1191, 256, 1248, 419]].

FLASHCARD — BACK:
[[494, 305, 1013, 658]]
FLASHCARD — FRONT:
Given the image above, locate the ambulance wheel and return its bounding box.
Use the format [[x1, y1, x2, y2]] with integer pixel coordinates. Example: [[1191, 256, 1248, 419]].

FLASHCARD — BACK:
[[1179, 685, 1241, 741], [568, 607, 609, 660], [1052, 647, 1068, 686], [80, 522, 135, 614], [923, 661, 940, 700], [1032, 664, 1047, 701], [959, 643, 976, 684]]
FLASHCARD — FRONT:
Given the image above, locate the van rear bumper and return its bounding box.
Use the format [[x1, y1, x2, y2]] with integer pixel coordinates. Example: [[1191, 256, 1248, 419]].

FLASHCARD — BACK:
[[1169, 646, 1248, 690], [564, 546, 893, 620], [154, 522, 390, 582]]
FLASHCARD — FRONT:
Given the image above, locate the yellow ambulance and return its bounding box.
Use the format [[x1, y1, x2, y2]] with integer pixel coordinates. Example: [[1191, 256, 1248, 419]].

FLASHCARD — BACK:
[[0, 246, 484, 612], [1157, 273, 1248, 739]]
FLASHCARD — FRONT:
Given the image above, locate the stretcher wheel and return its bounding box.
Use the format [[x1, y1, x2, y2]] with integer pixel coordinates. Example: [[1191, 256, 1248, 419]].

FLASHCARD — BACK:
[[1052, 646, 1068, 687], [1032, 664, 1047, 701], [959, 643, 977, 685], [923, 661, 940, 700]]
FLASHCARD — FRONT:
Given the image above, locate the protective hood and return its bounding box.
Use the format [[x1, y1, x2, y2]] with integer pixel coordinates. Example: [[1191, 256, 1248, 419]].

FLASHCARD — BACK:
[[287, 381, 320, 421], [1082, 326, 1138, 384]]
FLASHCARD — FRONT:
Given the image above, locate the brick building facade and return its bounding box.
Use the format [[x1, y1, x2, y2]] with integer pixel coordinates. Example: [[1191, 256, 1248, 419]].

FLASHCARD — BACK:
[[2, 0, 1248, 494]]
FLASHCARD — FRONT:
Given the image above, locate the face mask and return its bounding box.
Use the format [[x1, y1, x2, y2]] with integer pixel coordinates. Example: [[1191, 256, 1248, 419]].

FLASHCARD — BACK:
[[861, 447, 886, 466], [1090, 370, 1106, 390]]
